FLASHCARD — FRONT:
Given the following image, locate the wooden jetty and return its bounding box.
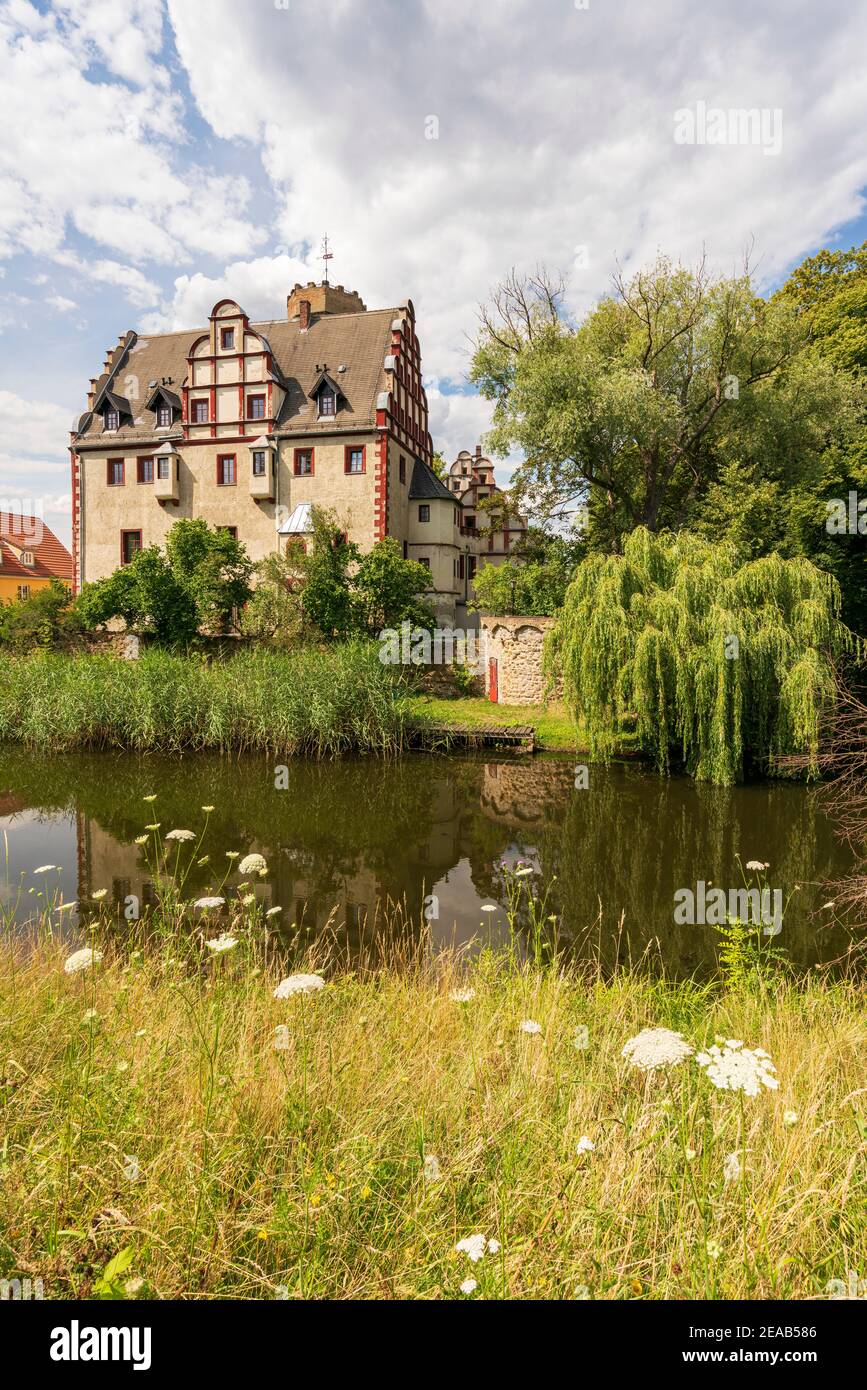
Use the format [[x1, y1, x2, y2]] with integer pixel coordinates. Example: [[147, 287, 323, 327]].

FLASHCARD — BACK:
[[409, 723, 536, 753]]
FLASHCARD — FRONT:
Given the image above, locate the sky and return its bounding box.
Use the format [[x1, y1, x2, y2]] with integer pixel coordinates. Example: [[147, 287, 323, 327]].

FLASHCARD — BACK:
[[1, 0, 866, 549]]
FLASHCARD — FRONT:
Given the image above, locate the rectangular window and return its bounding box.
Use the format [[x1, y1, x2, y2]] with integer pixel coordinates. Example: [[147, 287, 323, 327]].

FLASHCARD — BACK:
[[418, 557, 430, 570], [345, 446, 365, 474], [217, 455, 236, 486], [247, 394, 266, 420], [399, 456, 406, 483], [468, 556, 477, 579], [403, 541, 408, 559], [107, 459, 125, 486], [221, 328, 235, 350], [104, 408, 119, 431], [157, 456, 170, 480], [156, 402, 172, 428], [294, 448, 314, 476], [137, 457, 154, 484], [17, 585, 31, 601], [220, 526, 238, 540], [191, 399, 209, 424], [318, 387, 336, 417], [251, 450, 267, 477], [418, 504, 430, 523], [458, 555, 465, 580], [121, 530, 142, 566]]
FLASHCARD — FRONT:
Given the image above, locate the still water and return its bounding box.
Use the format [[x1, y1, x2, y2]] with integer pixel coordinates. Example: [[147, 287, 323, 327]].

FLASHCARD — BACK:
[[0, 750, 857, 976]]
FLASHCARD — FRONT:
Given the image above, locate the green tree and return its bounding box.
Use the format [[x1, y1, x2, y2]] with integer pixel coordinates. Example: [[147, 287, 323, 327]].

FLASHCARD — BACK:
[[548, 527, 859, 785], [299, 510, 359, 640], [0, 580, 78, 651], [75, 521, 253, 644], [471, 258, 861, 548], [353, 537, 435, 634], [239, 550, 304, 645]]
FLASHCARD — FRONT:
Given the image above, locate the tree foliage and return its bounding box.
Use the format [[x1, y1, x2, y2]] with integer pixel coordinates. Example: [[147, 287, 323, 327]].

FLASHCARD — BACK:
[[0, 580, 79, 651], [548, 527, 859, 785], [75, 520, 253, 644], [471, 257, 862, 550]]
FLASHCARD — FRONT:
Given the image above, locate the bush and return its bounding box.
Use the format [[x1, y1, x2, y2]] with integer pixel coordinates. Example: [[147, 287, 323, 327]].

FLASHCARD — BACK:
[[0, 580, 79, 651]]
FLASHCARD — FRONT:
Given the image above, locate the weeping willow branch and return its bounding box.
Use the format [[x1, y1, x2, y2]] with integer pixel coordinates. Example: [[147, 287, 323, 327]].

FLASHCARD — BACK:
[[545, 527, 861, 786]]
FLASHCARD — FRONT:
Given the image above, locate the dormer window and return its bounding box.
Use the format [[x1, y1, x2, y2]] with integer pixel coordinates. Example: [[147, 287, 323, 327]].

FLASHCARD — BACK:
[[104, 408, 119, 431], [156, 402, 172, 428], [318, 385, 336, 417], [21, 550, 34, 566], [221, 328, 235, 350]]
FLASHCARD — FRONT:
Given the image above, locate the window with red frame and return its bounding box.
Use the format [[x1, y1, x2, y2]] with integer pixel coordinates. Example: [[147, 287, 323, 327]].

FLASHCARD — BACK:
[[191, 399, 209, 424], [345, 446, 365, 474], [137, 457, 154, 484], [220, 328, 235, 350], [217, 455, 236, 486], [121, 530, 142, 565], [247, 394, 266, 420], [107, 459, 125, 486], [294, 449, 313, 475]]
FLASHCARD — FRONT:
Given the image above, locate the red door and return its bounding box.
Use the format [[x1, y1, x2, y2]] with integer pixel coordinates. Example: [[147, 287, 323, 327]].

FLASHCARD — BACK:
[[488, 657, 498, 703]]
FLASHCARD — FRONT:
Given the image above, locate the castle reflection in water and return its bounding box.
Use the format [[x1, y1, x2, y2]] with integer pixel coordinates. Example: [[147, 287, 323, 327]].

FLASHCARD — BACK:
[[0, 751, 856, 976]]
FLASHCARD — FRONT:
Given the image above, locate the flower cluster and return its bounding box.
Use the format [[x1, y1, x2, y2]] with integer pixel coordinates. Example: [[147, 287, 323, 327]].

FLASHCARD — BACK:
[[621, 1027, 694, 1072], [695, 1040, 779, 1096]]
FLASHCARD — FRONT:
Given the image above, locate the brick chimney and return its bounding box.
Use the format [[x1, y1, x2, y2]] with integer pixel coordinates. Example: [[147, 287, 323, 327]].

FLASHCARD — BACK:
[[475, 443, 482, 459], [298, 298, 311, 331]]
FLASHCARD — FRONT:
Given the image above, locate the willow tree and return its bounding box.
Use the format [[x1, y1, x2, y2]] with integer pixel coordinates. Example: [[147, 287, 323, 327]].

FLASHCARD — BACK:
[[547, 528, 860, 785]]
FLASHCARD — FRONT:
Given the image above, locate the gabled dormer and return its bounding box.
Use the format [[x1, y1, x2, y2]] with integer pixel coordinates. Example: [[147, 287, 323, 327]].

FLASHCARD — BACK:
[[309, 366, 345, 420], [146, 383, 182, 431], [99, 390, 132, 433]]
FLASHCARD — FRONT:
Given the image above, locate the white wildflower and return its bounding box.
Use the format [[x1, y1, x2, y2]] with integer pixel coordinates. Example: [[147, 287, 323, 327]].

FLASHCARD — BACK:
[[455, 1233, 500, 1263], [194, 896, 225, 910], [450, 988, 476, 1003], [576, 1136, 595, 1154], [695, 1042, 779, 1097], [240, 893, 256, 907], [55, 901, 77, 914], [273, 973, 325, 998], [459, 1278, 478, 1295], [784, 1109, 798, 1126], [514, 867, 534, 878], [165, 829, 196, 842], [723, 1151, 741, 1183], [239, 853, 268, 877], [685, 1147, 697, 1161], [33, 864, 58, 873], [744, 860, 767, 871], [622, 1027, 694, 1072], [64, 947, 102, 975], [266, 906, 282, 918], [480, 904, 497, 913], [273, 1025, 290, 1051], [706, 1238, 722, 1260], [519, 1019, 542, 1035], [92, 889, 108, 901], [206, 933, 238, 954], [134, 836, 148, 846]]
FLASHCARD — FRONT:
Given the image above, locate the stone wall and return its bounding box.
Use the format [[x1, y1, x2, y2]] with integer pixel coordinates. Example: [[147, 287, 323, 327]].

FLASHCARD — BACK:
[[480, 615, 559, 705]]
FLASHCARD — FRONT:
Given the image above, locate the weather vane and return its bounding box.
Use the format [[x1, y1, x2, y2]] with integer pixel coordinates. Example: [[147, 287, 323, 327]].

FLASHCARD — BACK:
[[321, 234, 333, 286]]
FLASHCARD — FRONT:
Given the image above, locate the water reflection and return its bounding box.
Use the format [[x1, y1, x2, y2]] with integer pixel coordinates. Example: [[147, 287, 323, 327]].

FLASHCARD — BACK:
[[0, 750, 857, 976]]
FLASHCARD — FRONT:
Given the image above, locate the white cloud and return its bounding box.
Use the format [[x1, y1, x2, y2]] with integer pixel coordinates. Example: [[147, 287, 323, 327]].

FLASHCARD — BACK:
[[46, 294, 77, 312], [0, 392, 75, 545], [163, 0, 867, 381]]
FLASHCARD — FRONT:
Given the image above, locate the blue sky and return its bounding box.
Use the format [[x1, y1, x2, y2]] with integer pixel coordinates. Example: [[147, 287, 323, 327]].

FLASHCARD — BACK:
[[1, 0, 866, 547]]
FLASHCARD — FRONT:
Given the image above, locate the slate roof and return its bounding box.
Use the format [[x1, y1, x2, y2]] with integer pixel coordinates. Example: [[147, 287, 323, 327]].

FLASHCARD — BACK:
[[0, 513, 73, 581], [74, 307, 401, 447], [408, 457, 455, 503]]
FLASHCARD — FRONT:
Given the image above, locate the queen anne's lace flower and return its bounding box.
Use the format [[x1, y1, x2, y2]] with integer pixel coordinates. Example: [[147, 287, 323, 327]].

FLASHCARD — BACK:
[[745, 859, 769, 871], [64, 947, 102, 975], [456, 1234, 500, 1262], [273, 973, 325, 998], [239, 853, 268, 877], [576, 1136, 595, 1154], [519, 1019, 542, 1035], [695, 1040, 779, 1096], [194, 896, 225, 910], [206, 933, 238, 954], [723, 1151, 741, 1182], [166, 829, 196, 842], [450, 988, 476, 1003], [460, 1278, 478, 1295], [621, 1027, 694, 1071]]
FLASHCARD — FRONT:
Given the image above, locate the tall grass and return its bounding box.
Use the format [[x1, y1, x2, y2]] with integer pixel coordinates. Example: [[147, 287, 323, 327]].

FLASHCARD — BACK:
[[0, 643, 409, 755], [0, 906, 864, 1299]]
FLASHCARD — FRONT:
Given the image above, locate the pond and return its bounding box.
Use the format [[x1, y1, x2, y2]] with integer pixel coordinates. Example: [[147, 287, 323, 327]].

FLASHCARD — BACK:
[[0, 749, 857, 976]]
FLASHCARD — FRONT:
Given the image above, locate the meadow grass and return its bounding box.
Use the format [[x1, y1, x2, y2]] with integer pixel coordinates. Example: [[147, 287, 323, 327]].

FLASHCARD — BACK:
[[1, 903, 863, 1301], [0, 643, 410, 756]]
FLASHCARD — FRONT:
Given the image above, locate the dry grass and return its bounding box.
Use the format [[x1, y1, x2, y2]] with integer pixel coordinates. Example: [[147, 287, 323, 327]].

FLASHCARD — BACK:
[[1, 921, 864, 1301]]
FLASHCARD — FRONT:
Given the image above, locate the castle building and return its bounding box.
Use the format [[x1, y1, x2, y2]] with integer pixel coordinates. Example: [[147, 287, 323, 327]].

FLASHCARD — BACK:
[[71, 283, 466, 621], [447, 445, 528, 622]]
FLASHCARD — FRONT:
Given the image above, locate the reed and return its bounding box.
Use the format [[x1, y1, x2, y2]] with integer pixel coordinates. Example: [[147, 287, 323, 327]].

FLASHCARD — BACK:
[[0, 643, 409, 756]]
